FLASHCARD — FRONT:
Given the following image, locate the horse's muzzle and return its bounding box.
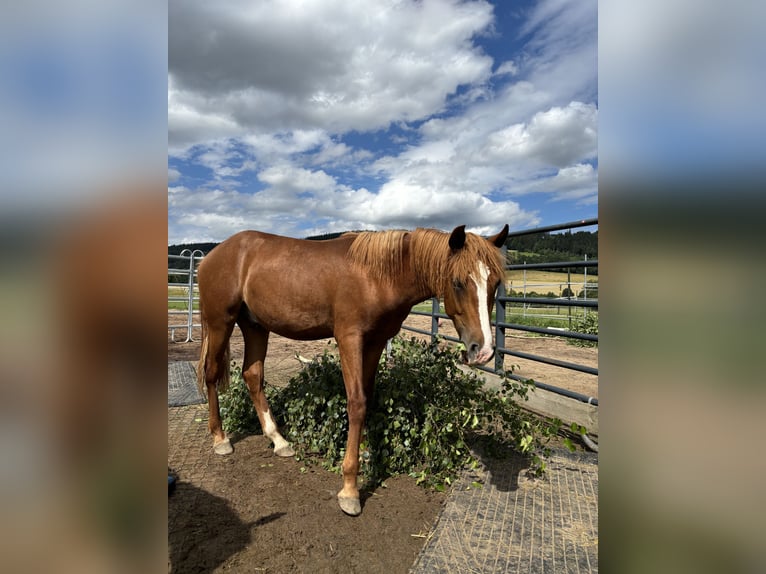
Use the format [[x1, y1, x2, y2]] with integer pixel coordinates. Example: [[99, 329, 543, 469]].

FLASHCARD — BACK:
[[462, 344, 495, 366]]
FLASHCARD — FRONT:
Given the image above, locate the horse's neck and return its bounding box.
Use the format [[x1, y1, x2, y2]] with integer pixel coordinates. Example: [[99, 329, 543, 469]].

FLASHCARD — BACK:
[[397, 256, 439, 306]]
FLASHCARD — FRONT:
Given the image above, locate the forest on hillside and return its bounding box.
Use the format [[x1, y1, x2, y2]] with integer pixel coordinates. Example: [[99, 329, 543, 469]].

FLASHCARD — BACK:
[[507, 230, 597, 274]]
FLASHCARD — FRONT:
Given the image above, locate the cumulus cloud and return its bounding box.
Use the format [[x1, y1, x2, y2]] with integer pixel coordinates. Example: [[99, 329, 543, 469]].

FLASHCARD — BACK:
[[495, 61, 518, 76], [169, 0, 495, 149], [167, 164, 539, 244], [168, 0, 597, 242], [484, 102, 598, 167]]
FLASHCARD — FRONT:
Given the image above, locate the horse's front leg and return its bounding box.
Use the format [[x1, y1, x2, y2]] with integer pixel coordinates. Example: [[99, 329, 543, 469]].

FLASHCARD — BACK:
[[336, 335, 385, 516]]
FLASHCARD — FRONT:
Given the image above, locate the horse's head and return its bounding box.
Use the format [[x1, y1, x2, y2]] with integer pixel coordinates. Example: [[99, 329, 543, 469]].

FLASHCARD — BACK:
[[442, 224, 509, 366]]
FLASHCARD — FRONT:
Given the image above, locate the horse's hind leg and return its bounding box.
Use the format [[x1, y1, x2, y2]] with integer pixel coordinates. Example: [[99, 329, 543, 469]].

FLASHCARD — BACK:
[[202, 318, 236, 455], [239, 318, 294, 457]]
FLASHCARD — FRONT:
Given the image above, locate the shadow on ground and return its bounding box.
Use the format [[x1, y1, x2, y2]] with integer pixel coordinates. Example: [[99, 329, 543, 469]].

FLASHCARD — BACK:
[[168, 479, 284, 574], [466, 434, 599, 493]]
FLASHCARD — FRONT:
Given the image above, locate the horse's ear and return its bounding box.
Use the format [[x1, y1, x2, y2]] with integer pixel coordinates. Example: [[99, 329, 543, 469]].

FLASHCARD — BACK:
[[488, 224, 509, 248], [449, 225, 466, 251]]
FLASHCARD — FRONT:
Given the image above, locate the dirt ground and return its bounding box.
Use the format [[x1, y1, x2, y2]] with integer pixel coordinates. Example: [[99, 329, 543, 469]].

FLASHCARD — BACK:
[[168, 404, 446, 574], [168, 312, 598, 573]]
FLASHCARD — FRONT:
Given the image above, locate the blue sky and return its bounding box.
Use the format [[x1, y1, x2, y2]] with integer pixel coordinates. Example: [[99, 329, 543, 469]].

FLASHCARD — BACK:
[[168, 0, 597, 244]]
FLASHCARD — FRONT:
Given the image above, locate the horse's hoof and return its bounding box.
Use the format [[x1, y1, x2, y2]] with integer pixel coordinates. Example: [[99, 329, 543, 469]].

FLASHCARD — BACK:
[[338, 496, 362, 516], [213, 438, 233, 455], [274, 444, 295, 457]]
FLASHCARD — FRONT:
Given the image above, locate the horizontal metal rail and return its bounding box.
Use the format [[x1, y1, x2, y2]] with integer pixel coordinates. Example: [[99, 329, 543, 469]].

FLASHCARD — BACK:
[[497, 322, 598, 342], [506, 218, 598, 237], [496, 347, 598, 375], [401, 326, 436, 338], [500, 296, 598, 308], [501, 371, 599, 405], [506, 259, 598, 270]]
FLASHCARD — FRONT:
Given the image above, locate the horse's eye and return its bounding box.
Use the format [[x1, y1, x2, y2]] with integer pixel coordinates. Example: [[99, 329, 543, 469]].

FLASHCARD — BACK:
[[452, 279, 465, 292]]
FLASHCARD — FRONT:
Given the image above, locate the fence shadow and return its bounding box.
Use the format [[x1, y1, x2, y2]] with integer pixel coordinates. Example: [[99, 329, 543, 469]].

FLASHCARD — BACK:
[[465, 436, 530, 493], [466, 436, 599, 493]]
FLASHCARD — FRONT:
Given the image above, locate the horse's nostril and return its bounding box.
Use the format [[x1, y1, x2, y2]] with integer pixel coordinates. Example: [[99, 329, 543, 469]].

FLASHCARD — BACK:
[[469, 343, 480, 355]]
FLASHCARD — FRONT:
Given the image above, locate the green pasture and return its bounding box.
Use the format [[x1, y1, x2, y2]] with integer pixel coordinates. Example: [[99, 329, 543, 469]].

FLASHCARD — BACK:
[[168, 286, 199, 311], [411, 299, 597, 332], [506, 269, 597, 298]]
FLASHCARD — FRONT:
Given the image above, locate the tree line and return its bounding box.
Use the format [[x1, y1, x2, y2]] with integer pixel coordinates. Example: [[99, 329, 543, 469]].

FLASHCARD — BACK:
[[507, 230, 598, 275]]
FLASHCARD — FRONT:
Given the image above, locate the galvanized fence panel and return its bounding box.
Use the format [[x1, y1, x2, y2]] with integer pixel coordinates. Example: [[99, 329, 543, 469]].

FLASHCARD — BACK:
[[168, 249, 204, 342]]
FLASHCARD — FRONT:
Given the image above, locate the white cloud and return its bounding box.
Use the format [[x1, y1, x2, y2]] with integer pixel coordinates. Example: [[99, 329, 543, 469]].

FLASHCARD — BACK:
[[169, 0, 495, 149], [168, 0, 597, 242], [257, 165, 336, 195], [366, 100, 597, 209], [519, 0, 597, 103], [509, 163, 598, 205], [167, 161, 540, 243], [495, 61, 518, 76], [483, 102, 597, 167]]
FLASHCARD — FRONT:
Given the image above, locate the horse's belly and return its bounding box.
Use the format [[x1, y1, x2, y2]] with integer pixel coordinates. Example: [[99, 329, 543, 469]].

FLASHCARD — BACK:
[[246, 304, 334, 341], [272, 324, 335, 341]]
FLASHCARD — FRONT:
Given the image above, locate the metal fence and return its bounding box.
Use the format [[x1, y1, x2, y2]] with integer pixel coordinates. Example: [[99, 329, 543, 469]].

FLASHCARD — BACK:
[[167, 249, 203, 342], [168, 219, 598, 405]]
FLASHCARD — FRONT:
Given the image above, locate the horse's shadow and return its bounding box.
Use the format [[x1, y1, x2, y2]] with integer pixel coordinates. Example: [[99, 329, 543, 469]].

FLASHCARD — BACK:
[[168, 479, 285, 573]]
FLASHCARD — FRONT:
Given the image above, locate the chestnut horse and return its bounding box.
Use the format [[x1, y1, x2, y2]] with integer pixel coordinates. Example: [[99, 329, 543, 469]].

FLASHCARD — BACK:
[[196, 224, 508, 515]]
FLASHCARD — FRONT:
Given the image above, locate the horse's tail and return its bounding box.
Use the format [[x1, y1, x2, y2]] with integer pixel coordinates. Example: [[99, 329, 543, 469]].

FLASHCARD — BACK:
[[196, 310, 232, 400], [196, 321, 209, 400]]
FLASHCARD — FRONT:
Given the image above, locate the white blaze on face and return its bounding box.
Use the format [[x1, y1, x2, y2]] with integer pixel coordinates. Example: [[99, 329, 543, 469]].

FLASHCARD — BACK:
[[471, 261, 493, 360]]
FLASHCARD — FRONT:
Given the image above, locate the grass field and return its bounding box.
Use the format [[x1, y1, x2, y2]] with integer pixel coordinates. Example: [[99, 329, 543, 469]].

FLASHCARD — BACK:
[[409, 268, 598, 331], [168, 286, 199, 311], [505, 269, 597, 296]]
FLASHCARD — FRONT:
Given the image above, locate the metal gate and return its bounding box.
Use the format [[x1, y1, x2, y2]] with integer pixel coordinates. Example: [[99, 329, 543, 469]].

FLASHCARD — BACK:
[[167, 249, 203, 342]]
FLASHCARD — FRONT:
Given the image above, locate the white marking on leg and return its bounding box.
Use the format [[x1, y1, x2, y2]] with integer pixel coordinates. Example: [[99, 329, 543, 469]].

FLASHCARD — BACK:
[[263, 409, 291, 453], [471, 261, 493, 361]]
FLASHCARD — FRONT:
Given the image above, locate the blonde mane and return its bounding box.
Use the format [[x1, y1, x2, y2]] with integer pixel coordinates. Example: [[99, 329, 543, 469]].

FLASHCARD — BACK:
[[347, 228, 504, 296]]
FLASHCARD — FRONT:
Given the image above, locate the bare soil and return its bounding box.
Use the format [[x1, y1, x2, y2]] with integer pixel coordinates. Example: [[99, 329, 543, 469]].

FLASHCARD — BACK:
[[168, 405, 445, 574]]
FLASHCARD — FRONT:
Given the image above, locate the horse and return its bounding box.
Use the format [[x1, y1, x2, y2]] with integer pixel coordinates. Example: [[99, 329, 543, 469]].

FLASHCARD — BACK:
[[196, 224, 509, 516]]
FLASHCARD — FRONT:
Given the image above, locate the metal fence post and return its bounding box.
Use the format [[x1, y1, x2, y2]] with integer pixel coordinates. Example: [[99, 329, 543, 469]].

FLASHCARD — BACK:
[[495, 245, 507, 374], [431, 297, 440, 343]]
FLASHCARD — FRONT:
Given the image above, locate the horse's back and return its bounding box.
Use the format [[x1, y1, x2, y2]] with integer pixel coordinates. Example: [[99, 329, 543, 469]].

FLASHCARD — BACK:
[[198, 230, 360, 338]]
